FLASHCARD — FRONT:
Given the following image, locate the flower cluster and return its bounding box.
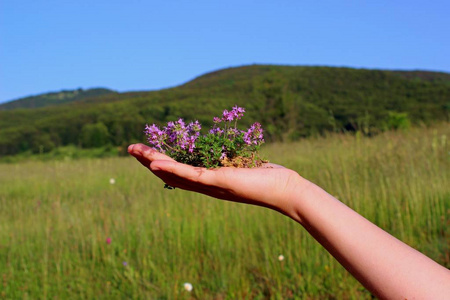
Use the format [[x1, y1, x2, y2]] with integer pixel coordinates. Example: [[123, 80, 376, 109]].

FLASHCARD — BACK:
[[213, 105, 246, 123], [144, 119, 201, 154], [144, 106, 265, 169], [243, 122, 264, 145]]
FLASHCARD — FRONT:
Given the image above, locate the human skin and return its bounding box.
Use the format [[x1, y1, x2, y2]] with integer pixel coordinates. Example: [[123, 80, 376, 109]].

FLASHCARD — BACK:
[[128, 143, 450, 299]]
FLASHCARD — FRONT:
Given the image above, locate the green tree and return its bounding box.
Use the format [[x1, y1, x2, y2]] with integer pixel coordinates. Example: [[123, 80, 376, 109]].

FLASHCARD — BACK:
[[80, 122, 110, 148], [386, 112, 411, 130], [31, 133, 55, 154]]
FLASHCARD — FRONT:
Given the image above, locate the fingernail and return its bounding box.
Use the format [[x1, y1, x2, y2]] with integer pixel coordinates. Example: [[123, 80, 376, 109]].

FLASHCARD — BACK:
[[150, 165, 161, 171], [127, 144, 134, 153]]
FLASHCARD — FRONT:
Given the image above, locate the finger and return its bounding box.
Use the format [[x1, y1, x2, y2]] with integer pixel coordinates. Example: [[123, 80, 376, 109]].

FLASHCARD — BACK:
[[150, 165, 233, 200], [128, 144, 175, 168], [150, 160, 218, 186]]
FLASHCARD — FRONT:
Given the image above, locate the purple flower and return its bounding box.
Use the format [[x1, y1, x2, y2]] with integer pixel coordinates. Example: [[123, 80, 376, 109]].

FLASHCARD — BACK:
[[164, 121, 177, 144], [163, 118, 192, 149], [226, 127, 243, 138], [187, 136, 197, 153], [187, 120, 201, 136], [231, 105, 245, 120], [145, 119, 200, 154], [177, 118, 185, 127], [244, 122, 264, 145], [221, 106, 246, 122], [222, 109, 234, 122], [144, 124, 166, 152], [209, 127, 224, 135]]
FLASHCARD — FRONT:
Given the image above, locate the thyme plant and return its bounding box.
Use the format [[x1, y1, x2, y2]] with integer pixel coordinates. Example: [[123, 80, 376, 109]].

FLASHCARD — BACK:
[[144, 106, 265, 169]]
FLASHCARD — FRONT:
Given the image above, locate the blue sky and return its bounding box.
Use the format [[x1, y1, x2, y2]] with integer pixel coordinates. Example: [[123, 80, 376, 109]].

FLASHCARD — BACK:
[[1, 0, 449, 103]]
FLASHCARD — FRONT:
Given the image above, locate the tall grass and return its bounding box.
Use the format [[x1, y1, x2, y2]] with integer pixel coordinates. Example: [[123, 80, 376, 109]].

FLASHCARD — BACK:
[[0, 124, 448, 299]]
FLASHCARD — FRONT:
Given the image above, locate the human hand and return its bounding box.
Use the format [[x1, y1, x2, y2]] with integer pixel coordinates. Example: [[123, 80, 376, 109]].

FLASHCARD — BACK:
[[128, 143, 308, 217]]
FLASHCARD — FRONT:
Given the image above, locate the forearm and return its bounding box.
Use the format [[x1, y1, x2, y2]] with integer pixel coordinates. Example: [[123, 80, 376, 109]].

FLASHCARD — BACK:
[[287, 177, 450, 299]]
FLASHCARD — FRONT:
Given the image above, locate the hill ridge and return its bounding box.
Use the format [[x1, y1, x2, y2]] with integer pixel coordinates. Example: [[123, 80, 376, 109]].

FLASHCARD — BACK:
[[0, 65, 449, 156], [0, 87, 116, 110]]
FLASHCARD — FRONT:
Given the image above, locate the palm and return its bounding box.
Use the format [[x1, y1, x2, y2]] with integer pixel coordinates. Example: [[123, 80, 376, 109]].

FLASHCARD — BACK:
[[128, 144, 301, 213]]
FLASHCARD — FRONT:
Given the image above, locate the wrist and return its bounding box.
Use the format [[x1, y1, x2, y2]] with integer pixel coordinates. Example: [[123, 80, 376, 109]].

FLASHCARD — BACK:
[[278, 171, 314, 225]]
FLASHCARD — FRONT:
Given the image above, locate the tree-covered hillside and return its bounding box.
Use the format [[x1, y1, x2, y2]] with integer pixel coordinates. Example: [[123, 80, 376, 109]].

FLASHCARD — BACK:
[[0, 88, 116, 110], [0, 65, 449, 156]]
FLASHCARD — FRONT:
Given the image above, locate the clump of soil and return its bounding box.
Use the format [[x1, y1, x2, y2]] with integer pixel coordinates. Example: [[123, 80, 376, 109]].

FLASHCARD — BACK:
[[220, 155, 267, 168]]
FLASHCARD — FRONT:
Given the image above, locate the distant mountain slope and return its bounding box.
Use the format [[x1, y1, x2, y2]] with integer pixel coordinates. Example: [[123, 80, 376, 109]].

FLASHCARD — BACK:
[[392, 70, 450, 82], [0, 88, 116, 110], [0, 65, 449, 156]]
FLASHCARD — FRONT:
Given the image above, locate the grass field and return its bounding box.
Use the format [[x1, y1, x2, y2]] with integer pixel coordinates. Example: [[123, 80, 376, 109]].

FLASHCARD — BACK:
[[0, 124, 448, 299]]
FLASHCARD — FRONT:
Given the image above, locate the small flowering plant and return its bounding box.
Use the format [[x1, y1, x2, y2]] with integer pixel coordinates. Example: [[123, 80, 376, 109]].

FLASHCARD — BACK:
[[144, 106, 266, 169]]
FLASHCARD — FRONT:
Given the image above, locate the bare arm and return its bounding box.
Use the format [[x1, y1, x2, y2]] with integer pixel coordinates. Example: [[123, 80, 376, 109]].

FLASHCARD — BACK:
[[128, 143, 450, 299], [292, 183, 450, 299]]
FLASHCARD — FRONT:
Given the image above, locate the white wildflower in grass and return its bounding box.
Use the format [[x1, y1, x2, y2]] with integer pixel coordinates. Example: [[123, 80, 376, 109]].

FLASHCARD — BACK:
[[109, 178, 115, 185], [183, 282, 193, 292], [278, 255, 285, 261]]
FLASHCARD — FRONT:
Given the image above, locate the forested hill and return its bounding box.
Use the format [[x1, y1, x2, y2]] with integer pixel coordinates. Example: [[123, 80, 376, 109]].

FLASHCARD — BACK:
[[1, 65, 449, 156], [0, 88, 116, 110]]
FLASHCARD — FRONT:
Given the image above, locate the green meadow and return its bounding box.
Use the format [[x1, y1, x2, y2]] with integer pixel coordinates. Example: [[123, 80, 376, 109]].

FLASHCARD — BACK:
[[1, 124, 448, 299]]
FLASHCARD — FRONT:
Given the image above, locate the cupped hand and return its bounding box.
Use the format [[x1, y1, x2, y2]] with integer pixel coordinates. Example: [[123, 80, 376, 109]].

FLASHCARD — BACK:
[[128, 143, 308, 217]]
